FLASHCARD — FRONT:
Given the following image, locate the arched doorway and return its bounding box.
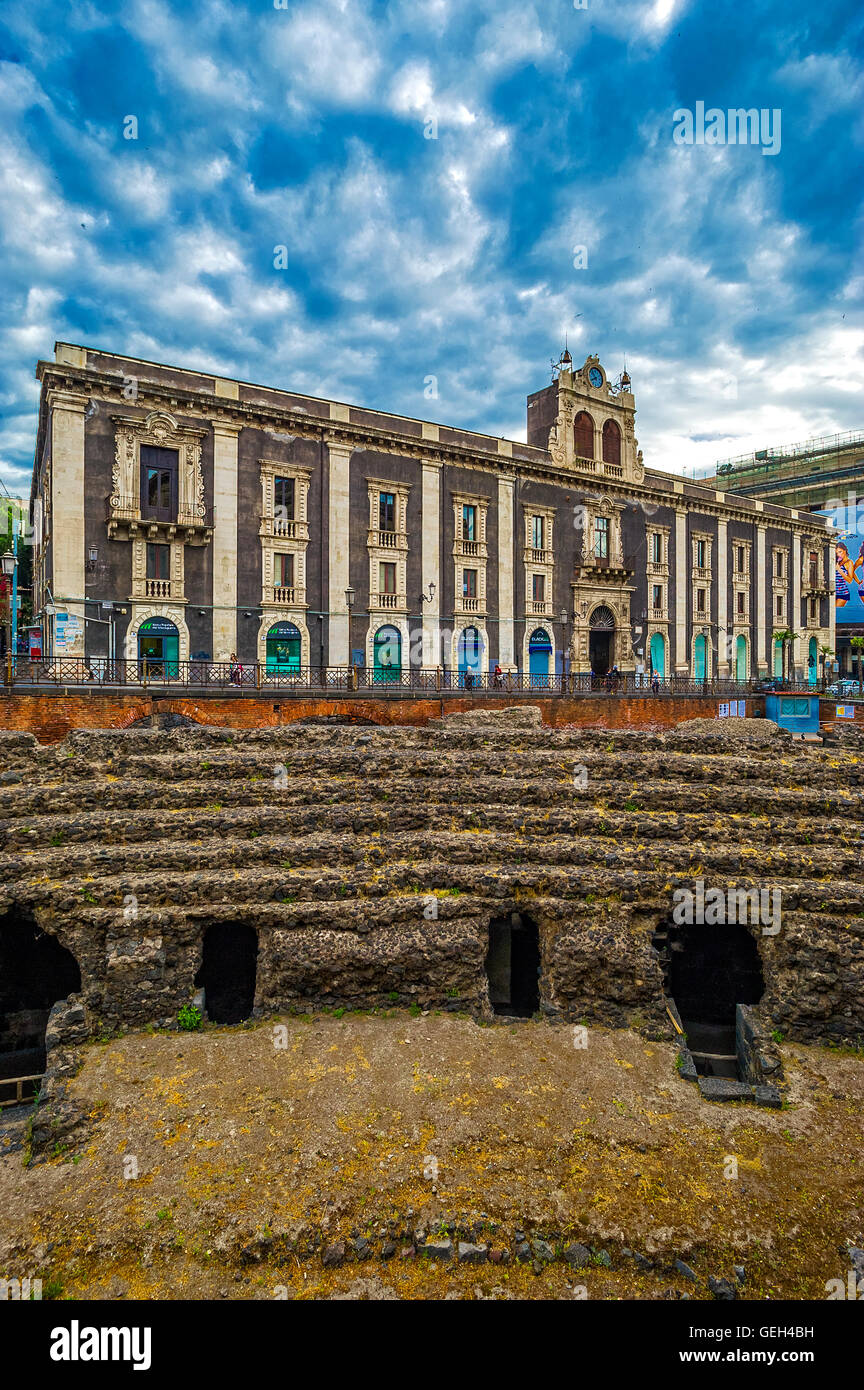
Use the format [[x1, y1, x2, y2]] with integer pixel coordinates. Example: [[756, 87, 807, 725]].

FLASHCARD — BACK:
[[649, 632, 665, 679], [662, 920, 764, 1078], [457, 626, 483, 686], [589, 605, 615, 675], [735, 634, 748, 681], [485, 913, 540, 1017], [373, 625, 402, 684], [265, 621, 302, 675], [773, 637, 784, 678], [807, 636, 818, 685], [694, 634, 708, 681], [528, 627, 552, 680], [194, 923, 258, 1024], [137, 617, 179, 678], [0, 909, 81, 1103]]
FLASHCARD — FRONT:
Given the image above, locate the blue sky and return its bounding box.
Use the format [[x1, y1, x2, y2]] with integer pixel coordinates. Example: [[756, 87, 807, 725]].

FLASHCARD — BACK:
[[0, 0, 861, 496]]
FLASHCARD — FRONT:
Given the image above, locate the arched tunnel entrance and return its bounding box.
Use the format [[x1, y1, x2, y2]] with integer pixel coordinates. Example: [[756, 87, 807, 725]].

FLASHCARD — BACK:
[[194, 923, 258, 1024], [485, 913, 541, 1017], [0, 909, 81, 1104], [654, 921, 765, 1078]]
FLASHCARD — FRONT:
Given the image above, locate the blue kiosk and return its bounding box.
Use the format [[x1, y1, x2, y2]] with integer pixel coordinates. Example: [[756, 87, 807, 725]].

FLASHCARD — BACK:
[[765, 692, 821, 736]]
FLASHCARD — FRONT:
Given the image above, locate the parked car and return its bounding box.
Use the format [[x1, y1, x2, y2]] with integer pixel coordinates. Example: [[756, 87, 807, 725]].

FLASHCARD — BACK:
[[826, 679, 861, 697]]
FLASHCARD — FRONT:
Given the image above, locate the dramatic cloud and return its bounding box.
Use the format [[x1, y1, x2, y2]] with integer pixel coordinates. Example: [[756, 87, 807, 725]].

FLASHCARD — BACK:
[[0, 0, 861, 498]]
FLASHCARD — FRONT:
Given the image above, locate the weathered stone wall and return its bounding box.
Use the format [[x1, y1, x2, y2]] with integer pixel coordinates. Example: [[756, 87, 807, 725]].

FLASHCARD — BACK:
[[0, 713, 862, 1046]]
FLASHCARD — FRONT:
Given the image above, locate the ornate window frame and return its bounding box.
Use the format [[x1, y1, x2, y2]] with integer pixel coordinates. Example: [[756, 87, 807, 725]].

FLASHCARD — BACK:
[[109, 410, 208, 539]]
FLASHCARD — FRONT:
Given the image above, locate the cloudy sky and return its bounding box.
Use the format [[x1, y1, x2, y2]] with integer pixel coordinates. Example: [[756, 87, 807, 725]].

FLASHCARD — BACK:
[[0, 0, 861, 496]]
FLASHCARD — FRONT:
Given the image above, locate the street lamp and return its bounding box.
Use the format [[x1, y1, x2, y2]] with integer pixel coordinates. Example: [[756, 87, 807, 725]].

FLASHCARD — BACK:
[[345, 587, 356, 685], [1, 549, 18, 684]]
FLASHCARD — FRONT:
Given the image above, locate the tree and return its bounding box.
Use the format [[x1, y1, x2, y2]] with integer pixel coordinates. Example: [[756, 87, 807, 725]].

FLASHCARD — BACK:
[[850, 636, 864, 694], [773, 628, 796, 683]]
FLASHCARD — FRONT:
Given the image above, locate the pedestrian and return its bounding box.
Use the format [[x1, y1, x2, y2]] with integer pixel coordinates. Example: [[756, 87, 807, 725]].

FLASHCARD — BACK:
[[651, 672, 660, 696], [229, 651, 241, 686], [493, 663, 503, 689]]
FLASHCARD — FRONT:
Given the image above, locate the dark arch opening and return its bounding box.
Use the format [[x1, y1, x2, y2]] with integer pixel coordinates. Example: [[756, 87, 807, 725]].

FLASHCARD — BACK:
[[657, 922, 765, 1078], [0, 909, 81, 1101], [602, 418, 621, 467], [485, 913, 541, 1017], [574, 410, 594, 459], [194, 923, 258, 1025]]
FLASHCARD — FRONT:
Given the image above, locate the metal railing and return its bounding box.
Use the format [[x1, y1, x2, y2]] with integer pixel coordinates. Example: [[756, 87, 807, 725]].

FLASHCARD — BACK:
[[0, 656, 833, 698]]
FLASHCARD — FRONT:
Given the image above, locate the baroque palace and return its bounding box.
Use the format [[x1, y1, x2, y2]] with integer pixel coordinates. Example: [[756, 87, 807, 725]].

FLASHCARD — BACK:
[[29, 342, 834, 681]]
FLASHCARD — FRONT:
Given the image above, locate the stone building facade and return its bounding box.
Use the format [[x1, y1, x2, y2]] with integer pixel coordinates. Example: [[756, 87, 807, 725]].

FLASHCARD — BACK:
[[29, 342, 834, 680]]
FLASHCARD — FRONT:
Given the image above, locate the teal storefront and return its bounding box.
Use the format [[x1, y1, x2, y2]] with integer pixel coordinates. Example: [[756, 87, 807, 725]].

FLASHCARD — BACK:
[[373, 625, 402, 683], [137, 617, 179, 677], [265, 621, 302, 674]]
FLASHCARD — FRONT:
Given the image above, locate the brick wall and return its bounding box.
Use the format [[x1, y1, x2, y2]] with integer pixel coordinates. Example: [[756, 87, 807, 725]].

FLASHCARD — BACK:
[[0, 690, 760, 744]]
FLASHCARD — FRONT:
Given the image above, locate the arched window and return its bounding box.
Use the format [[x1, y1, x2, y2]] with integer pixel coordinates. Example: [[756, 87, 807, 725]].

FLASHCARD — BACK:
[[574, 411, 594, 460], [602, 419, 621, 467]]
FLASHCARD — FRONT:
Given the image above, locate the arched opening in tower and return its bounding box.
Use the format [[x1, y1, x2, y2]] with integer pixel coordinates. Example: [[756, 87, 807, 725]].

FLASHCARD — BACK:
[[485, 913, 540, 1017], [664, 923, 765, 1078], [0, 909, 81, 1104], [194, 923, 258, 1025]]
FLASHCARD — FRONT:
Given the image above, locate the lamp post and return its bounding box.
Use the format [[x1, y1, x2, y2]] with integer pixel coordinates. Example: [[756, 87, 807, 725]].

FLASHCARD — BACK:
[[1, 549, 18, 685], [345, 586, 355, 686]]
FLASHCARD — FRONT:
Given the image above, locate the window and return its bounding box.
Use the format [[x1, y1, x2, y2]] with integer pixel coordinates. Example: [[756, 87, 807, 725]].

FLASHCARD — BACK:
[[696, 539, 706, 569], [379, 561, 397, 594], [593, 516, 609, 558], [532, 573, 545, 602], [650, 533, 662, 563], [781, 698, 810, 717], [574, 411, 594, 459], [736, 546, 745, 572], [140, 445, 177, 522], [776, 595, 783, 618], [808, 551, 818, 587], [696, 588, 706, 613], [274, 476, 295, 522], [531, 515, 544, 550], [776, 551, 784, 577], [462, 504, 477, 541], [463, 568, 477, 598], [379, 492, 396, 532], [737, 591, 745, 615], [601, 419, 621, 467], [810, 597, 818, 621], [652, 584, 663, 609], [146, 543, 170, 580], [274, 553, 294, 588]]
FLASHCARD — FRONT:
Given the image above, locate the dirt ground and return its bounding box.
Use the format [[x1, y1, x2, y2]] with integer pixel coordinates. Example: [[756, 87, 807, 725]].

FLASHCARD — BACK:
[[1, 1012, 862, 1300]]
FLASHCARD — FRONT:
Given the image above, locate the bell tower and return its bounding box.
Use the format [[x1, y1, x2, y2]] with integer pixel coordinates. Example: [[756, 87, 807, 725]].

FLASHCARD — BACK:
[[544, 353, 644, 485]]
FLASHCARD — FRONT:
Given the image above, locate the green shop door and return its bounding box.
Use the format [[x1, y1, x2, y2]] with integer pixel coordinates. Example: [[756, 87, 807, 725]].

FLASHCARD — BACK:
[[266, 622, 302, 674], [137, 617, 179, 678], [373, 625, 402, 684]]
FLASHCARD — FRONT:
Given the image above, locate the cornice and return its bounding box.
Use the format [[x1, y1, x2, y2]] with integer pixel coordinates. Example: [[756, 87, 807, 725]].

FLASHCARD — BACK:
[[36, 362, 834, 539]]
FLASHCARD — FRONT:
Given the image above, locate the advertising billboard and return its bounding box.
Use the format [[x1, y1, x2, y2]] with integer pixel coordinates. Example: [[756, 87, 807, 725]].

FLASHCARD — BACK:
[[813, 507, 864, 624]]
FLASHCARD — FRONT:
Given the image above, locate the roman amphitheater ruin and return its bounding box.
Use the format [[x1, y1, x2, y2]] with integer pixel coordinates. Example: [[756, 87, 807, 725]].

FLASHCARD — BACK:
[[1, 708, 862, 1126]]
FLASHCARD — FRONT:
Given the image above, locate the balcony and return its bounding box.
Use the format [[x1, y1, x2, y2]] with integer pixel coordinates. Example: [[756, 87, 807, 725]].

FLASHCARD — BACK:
[[457, 596, 482, 614], [525, 547, 554, 565], [692, 565, 712, 582], [528, 599, 552, 616], [647, 559, 668, 577], [273, 586, 297, 605], [649, 606, 667, 622], [367, 528, 405, 550], [454, 536, 487, 561], [107, 495, 213, 545], [260, 515, 309, 542], [602, 462, 624, 480], [370, 591, 404, 611], [132, 575, 184, 601]]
